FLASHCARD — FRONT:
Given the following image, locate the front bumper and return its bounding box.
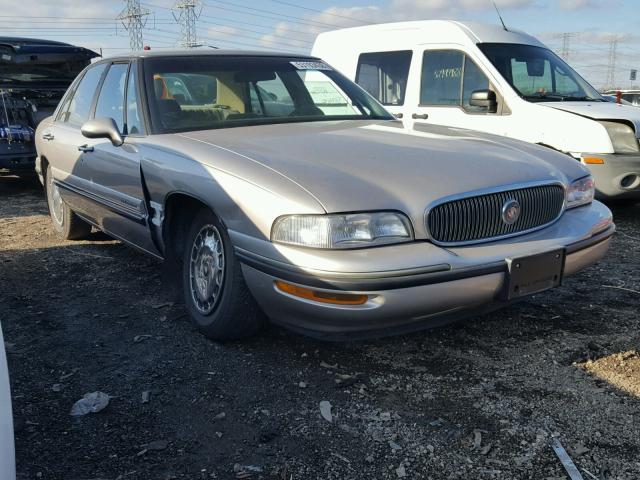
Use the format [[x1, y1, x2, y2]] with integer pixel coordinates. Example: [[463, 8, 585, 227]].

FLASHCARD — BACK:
[[582, 153, 640, 199], [235, 201, 614, 339]]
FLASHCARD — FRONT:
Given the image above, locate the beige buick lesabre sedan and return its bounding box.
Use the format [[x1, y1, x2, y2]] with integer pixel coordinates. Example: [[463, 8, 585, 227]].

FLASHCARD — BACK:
[[35, 50, 614, 340]]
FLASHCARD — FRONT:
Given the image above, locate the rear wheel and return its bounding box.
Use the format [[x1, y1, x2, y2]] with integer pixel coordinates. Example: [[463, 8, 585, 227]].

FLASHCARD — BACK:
[[181, 208, 265, 340], [45, 164, 92, 240]]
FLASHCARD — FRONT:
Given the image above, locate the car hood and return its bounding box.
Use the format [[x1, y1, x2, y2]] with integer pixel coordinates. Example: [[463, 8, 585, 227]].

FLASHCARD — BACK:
[[179, 120, 585, 216], [539, 101, 640, 136]]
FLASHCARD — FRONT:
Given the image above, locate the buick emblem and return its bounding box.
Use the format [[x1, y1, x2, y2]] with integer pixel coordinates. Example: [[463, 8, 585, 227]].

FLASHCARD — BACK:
[[501, 199, 521, 225]]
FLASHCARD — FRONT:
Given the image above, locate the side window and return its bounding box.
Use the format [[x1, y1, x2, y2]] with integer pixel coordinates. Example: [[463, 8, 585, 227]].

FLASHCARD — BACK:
[[356, 51, 412, 106], [63, 63, 107, 125], [462, 58, 491, 111], [94, 63, 129, 133], [126, 66, 143, 135], [420, 51, 464, 105], [55, 85, 76, 122]]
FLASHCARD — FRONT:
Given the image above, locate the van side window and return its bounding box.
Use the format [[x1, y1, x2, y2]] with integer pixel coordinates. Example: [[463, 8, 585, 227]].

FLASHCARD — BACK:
[[356, 51, 412, 106], [462, 58, 491, 111], [421, 51, 492, 112], [420, 51, 463, 105]]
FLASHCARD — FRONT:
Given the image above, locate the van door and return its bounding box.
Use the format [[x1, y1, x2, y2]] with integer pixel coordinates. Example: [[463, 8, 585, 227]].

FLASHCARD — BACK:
[[354, 50, 413, 120], [408, 49, 510, 136]]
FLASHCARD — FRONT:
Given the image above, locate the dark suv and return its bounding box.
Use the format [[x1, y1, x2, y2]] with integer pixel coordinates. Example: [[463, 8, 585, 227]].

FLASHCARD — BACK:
[[0, 37, 98, 172]]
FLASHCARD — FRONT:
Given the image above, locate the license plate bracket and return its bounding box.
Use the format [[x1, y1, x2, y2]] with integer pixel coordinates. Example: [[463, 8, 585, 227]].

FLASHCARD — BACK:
[[503, 249, 565, 300]]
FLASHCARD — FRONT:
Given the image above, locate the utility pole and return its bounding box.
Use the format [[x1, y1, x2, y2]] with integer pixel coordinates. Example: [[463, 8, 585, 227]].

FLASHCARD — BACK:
[[606, 36, 619, 89], [173, 0, 202, 48], [560, 32, 579, 62], [117, 0, 150, 51]]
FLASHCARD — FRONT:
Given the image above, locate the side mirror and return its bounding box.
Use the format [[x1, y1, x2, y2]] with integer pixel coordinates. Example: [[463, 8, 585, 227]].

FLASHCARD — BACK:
[[469, 89, 498, 113], [81, 117, 124, 147]]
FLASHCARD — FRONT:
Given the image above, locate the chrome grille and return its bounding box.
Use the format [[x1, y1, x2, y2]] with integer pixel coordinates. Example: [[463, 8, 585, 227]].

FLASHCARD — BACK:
[[426, 184, 565, 245]]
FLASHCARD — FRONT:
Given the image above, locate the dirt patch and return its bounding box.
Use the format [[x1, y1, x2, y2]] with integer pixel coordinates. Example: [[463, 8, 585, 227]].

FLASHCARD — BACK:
[[580, 350, 640, 398], [1, 172, 640, 479]]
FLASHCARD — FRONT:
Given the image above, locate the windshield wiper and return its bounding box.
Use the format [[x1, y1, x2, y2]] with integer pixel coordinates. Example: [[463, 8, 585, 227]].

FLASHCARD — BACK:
[[523, 93, 604, 102], [561, 95, 606, 102]]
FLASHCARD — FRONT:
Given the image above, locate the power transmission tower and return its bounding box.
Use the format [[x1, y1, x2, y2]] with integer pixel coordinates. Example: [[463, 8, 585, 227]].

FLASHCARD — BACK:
[[606, 36, 619, 88], [173, 0, 202, 48], [560, 32, 579, 62], [117, 0, 150, 51]]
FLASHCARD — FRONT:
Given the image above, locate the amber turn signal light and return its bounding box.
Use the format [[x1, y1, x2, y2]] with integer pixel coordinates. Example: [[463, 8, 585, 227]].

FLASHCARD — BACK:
[[275, 281, 368, 305], [582, 157, 605, 165]]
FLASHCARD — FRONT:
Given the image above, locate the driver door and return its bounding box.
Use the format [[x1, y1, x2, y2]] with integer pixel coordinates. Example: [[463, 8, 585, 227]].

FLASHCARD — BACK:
[[407, 49, 510, 138]]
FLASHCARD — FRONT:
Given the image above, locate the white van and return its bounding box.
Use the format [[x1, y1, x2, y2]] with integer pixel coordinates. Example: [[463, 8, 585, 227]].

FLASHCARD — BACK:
[[312, 21, 640, 200]]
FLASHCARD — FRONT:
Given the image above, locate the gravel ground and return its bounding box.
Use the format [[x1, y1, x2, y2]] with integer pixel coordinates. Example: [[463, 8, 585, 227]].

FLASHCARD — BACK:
[[1, 172, 639, 480]]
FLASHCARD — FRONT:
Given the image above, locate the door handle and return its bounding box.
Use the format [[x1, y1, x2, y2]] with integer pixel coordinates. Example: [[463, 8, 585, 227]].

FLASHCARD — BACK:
[[78, 144, 94, 153], [412, 113, 429, 120], [42, 132, 54, 141], [394, 113, 404, 119]]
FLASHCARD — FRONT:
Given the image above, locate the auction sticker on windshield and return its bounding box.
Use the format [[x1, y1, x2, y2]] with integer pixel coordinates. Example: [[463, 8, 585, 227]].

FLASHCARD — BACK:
[[291, 61, 332, 71]]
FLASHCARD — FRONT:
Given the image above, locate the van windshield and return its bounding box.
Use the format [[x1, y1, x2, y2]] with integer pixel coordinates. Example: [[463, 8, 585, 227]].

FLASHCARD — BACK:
[[143, 56, 392, 134], [478, 43, 604, 102]]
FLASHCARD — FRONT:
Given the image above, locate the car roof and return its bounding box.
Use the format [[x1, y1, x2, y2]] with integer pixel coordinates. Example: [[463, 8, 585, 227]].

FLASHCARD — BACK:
[[314, 20, 546, 49], [101, 48, 318, 62]]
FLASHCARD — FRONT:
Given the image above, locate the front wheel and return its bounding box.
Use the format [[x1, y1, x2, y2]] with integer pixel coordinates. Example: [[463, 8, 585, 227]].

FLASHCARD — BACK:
[[181, 209, 265, 340], [45, 164, 92, 240]]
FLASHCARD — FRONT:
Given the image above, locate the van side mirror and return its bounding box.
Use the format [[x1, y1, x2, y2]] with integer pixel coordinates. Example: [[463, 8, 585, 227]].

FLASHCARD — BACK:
[[81, 117, 124, 147], [469, 89, 498, 113]]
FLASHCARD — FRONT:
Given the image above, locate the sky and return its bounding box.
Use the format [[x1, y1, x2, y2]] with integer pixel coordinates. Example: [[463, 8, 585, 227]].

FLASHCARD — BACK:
[[1, 0, 638, 89]]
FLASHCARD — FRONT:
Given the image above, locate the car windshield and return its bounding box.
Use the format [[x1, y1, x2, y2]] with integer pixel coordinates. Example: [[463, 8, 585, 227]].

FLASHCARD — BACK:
[[143, 56, 392, 133], [478, 43, 604, 102]]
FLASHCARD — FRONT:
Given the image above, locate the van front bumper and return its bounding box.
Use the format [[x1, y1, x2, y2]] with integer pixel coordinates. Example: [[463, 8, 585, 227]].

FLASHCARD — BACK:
[[234, 201, 614, 339], [583, 154, 640, 200]]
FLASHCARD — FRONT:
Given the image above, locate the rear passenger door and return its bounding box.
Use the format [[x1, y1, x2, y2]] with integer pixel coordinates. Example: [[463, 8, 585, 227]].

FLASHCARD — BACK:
[[77, 61, 159, 256], [355, 50, 412, 119], [409, 49, 509, 136]]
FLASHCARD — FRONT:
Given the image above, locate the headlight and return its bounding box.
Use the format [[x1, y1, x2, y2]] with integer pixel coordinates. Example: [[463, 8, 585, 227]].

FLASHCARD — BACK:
[[271, 212, 413, 249], [566, 175, 595, 208], [600, 121, 639, 153]]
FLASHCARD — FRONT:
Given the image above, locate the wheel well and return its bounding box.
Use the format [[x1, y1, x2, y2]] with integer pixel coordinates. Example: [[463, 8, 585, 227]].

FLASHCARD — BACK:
[[163, 193, 211, 262], [40, 156, 49, 176]]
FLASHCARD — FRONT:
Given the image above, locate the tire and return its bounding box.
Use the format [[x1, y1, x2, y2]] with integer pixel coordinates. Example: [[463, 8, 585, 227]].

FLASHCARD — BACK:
[[181, 208, 265, 341], [45, 164, 92, 240]]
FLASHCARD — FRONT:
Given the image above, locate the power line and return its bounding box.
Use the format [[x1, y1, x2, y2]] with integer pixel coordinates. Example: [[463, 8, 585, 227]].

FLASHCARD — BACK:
[[202, 0, 346, 29], [265, 0, 370, 25], [142, 1, 316, 37], [117, 0, 151, 51], [198, 21, 313, 46]]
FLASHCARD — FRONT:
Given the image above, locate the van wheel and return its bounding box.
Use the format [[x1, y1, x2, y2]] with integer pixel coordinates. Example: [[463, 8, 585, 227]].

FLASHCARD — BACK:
[[45, 164, 92, 240], [182, 208, 265, 341]]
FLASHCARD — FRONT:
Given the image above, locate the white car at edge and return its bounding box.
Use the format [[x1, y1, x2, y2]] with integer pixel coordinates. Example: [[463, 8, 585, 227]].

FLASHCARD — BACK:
[[0, 323, 16, 480]]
